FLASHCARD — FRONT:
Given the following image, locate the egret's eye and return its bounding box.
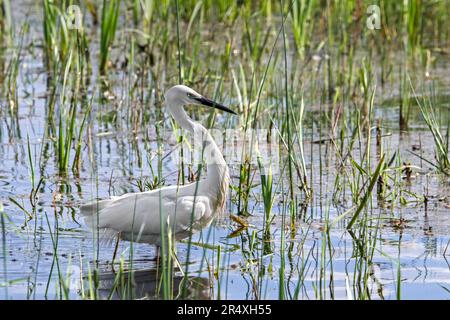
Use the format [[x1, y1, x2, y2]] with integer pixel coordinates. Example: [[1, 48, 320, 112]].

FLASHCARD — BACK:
[[187, 93, 194, 98]]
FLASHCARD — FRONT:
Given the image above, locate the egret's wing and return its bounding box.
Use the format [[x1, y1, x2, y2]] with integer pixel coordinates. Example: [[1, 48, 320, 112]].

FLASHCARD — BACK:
[[171, 196, 212, 231], [83, 191, 212, 241], [85, 192, 172, 234]]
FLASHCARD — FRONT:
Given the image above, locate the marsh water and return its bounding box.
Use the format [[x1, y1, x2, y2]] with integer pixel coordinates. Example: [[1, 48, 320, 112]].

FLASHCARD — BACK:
[[0, 1, 449, 300]]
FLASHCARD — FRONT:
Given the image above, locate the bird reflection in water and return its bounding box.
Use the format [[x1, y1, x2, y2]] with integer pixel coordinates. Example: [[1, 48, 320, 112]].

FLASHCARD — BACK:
[[91, 268, 211, 300]]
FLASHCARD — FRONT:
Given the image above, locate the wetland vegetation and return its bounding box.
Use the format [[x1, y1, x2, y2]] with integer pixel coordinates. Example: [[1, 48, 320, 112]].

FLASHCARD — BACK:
[[0, 0, 449, 300]]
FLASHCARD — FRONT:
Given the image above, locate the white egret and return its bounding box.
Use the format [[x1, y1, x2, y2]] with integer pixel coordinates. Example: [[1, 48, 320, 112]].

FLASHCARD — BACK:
[[80, 85, 235, 263]]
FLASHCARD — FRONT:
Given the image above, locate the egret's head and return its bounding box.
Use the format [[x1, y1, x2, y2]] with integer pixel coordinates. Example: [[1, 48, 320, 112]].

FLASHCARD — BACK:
[[165, 85, 236, 115]]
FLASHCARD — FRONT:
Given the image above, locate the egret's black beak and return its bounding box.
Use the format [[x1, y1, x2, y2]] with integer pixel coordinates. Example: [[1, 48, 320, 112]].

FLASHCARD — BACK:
[[194, 96, 237, 115]]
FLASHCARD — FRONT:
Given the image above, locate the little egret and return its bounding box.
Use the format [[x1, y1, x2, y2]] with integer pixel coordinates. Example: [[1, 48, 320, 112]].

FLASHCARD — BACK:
[[80, 85, 235, 263]]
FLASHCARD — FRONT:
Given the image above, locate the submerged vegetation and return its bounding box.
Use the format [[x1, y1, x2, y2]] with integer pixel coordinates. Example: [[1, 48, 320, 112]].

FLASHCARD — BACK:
[[0, 0, 449, 300]]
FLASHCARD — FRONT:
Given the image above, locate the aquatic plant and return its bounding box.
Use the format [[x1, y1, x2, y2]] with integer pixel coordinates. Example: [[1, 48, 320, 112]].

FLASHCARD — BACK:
[[100, 0, 120, 74]]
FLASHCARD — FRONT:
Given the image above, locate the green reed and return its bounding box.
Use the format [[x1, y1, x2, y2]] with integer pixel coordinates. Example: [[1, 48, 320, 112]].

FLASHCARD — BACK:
[[412, 85, 450, 175], [290, 0, 315, 58], [0, 0, 12, 41], [100, 0, 120, 75], [43, 0, 75, 72], [404, 0, 422, 56]]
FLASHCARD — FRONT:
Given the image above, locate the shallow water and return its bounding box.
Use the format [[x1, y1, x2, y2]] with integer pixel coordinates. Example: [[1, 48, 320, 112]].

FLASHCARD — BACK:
[[1, 123, 449, 299], [0, 1, 449, 300]]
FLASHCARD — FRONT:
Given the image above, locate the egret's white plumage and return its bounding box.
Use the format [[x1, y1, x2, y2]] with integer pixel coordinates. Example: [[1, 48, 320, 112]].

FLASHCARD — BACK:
[[80, 85, 234, 246]]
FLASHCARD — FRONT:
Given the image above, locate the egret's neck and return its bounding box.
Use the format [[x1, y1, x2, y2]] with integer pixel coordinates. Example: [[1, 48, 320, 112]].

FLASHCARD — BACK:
[[168, 104, 195, 132], [168, 103, 230, 210]]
